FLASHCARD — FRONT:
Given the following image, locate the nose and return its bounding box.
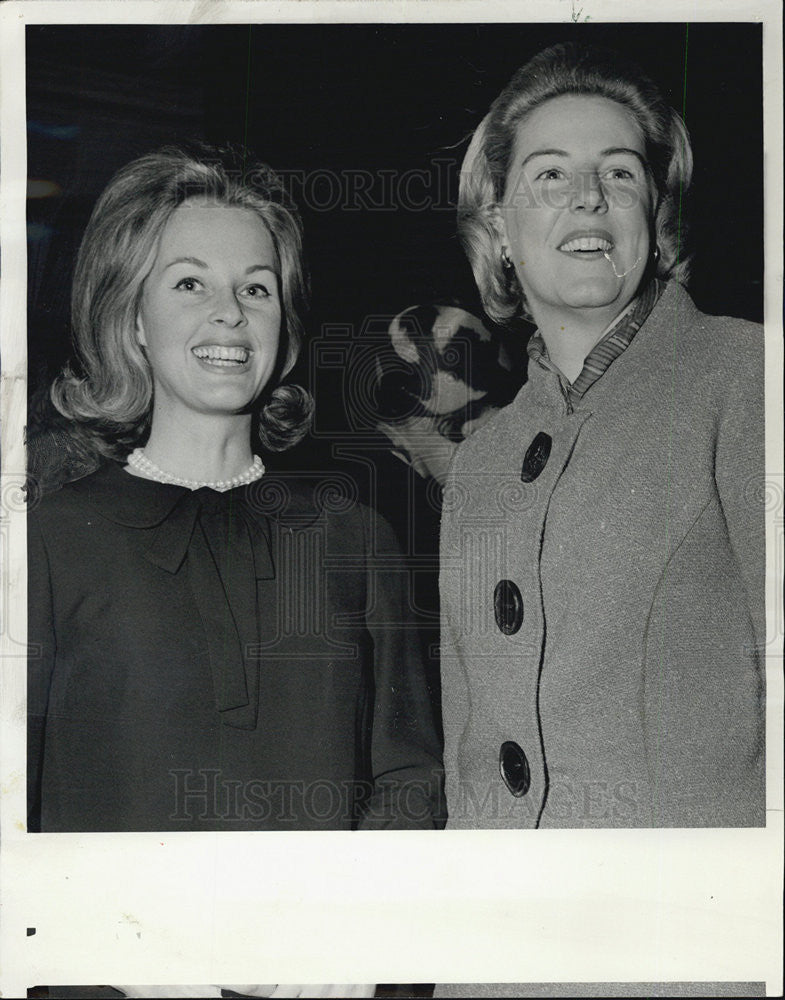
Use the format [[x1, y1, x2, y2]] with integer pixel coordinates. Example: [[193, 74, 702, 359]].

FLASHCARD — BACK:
[[209, 288, 246, 327], [570, 169, 608, 213]]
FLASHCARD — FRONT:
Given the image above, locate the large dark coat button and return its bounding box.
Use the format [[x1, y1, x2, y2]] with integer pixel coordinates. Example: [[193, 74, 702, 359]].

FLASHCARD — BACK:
[[499, 741, 531, 797], [494, 579, 523, 635], [520, 431, 552, 482]]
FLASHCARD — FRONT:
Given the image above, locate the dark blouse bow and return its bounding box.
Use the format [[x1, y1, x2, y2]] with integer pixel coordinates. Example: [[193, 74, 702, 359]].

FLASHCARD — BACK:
[[143, 488, 274, 729], [72, 464, 276, 730]]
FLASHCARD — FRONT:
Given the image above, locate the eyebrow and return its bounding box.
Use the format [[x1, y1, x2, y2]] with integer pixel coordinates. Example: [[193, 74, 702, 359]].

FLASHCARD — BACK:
[[600, 147, 650, 169], [520, 147, 649, 169], [163, 257, 279, 274], [520, 148, 568, 169]]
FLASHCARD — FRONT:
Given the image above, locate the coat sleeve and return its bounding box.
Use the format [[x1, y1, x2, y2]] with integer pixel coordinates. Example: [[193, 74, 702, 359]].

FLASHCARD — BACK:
[[639, 320, 766, 828], [27, 511, 57, 832], [356, 504, 446, 830], [714, 325, 766, 653]]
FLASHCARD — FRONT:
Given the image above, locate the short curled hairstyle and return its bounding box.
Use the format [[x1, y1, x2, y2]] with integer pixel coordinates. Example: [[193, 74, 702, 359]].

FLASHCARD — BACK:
[[53, 142, 313, 456], [458, 43, 694, 325]]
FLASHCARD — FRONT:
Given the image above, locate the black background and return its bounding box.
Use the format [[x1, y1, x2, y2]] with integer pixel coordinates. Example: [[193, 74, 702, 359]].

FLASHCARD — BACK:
[[26, 22, 764, 457]]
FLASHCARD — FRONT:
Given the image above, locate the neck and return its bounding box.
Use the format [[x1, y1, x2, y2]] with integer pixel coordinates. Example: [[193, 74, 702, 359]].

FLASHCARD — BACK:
[[138, 407, 255, 483], [533, 301, 632, 383]]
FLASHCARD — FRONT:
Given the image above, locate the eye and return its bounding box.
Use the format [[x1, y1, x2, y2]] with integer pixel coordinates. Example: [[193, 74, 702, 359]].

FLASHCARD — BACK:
[[174, 277, 203, 292], [535, 167, 567, 181], [241, 282, 272, 299], [603, 166, 635, 181]]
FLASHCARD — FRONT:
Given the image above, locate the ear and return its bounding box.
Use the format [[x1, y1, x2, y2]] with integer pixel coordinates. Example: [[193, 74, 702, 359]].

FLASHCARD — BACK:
[[135, 313, 147, 348], [489, 204, 510, 257]]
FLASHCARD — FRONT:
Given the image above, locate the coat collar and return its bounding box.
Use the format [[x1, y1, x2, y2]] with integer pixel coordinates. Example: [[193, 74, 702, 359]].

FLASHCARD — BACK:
[[514, 280, 698, 416]]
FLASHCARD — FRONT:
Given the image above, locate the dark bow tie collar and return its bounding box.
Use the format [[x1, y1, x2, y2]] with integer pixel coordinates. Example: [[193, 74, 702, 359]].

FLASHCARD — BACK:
[[73, 465, 277, 731], [143, 488, 274, 729]]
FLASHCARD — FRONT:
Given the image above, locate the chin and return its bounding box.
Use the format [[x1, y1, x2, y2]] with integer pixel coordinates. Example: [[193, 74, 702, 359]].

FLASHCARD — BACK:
[[562, 278, 628, 309], [197, 391, 259, 415]]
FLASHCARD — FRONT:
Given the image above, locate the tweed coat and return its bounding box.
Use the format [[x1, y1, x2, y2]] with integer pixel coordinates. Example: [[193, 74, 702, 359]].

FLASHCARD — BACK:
[[28, 462, 445, 831], [439, 281, 765, 829]]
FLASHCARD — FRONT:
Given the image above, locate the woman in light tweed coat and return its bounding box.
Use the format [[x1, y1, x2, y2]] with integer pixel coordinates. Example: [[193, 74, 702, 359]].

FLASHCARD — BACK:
[[439, 43, 765, 831]]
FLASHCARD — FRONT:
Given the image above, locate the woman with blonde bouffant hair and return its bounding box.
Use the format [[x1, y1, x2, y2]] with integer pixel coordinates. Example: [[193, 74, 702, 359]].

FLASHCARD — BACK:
[[53, 144, 313, 457]]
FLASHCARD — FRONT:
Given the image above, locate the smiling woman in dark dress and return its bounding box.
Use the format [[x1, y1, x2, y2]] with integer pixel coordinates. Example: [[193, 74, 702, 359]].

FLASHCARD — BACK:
[[27, 144, 444, 834]]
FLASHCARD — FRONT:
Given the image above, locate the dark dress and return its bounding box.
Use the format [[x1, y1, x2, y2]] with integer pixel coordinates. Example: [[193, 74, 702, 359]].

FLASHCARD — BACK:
[[28, 461, 445, 832]]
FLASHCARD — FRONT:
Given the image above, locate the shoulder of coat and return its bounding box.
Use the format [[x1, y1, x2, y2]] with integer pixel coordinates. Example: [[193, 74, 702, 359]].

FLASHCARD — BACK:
[[450, 392, 528, 474], [267, 472, 397, 546], [26, 462, 105, 524], [660, 282, 763, 364]]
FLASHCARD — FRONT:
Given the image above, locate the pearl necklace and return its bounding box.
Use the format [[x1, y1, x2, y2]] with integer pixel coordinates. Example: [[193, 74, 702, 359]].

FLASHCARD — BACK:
[[127, 448, 265, 492]]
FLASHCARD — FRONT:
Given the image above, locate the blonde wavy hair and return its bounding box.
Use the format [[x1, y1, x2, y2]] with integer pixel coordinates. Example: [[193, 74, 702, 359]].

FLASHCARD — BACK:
[[53, 143, 313, 456], [458, 43, 694, 325]]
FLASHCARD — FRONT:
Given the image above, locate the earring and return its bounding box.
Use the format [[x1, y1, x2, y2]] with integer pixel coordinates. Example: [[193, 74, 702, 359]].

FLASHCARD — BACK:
[[501, 249, 514, 269], [653, 244, 661, 263]]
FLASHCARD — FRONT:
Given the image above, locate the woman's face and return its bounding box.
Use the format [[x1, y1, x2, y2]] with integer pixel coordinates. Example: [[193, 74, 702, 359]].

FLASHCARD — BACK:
[[500, 94, 655, 322], [137, 200, 282, 421]]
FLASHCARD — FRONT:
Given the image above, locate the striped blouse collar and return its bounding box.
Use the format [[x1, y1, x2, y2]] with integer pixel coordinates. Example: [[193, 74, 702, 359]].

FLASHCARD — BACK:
[[526, 279, 665, 400]]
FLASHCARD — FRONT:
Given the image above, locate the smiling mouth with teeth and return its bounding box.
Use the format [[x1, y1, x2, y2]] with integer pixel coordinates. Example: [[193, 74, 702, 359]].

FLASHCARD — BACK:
[[559, 236, 613, 253], [192, 345, 251, 367]]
